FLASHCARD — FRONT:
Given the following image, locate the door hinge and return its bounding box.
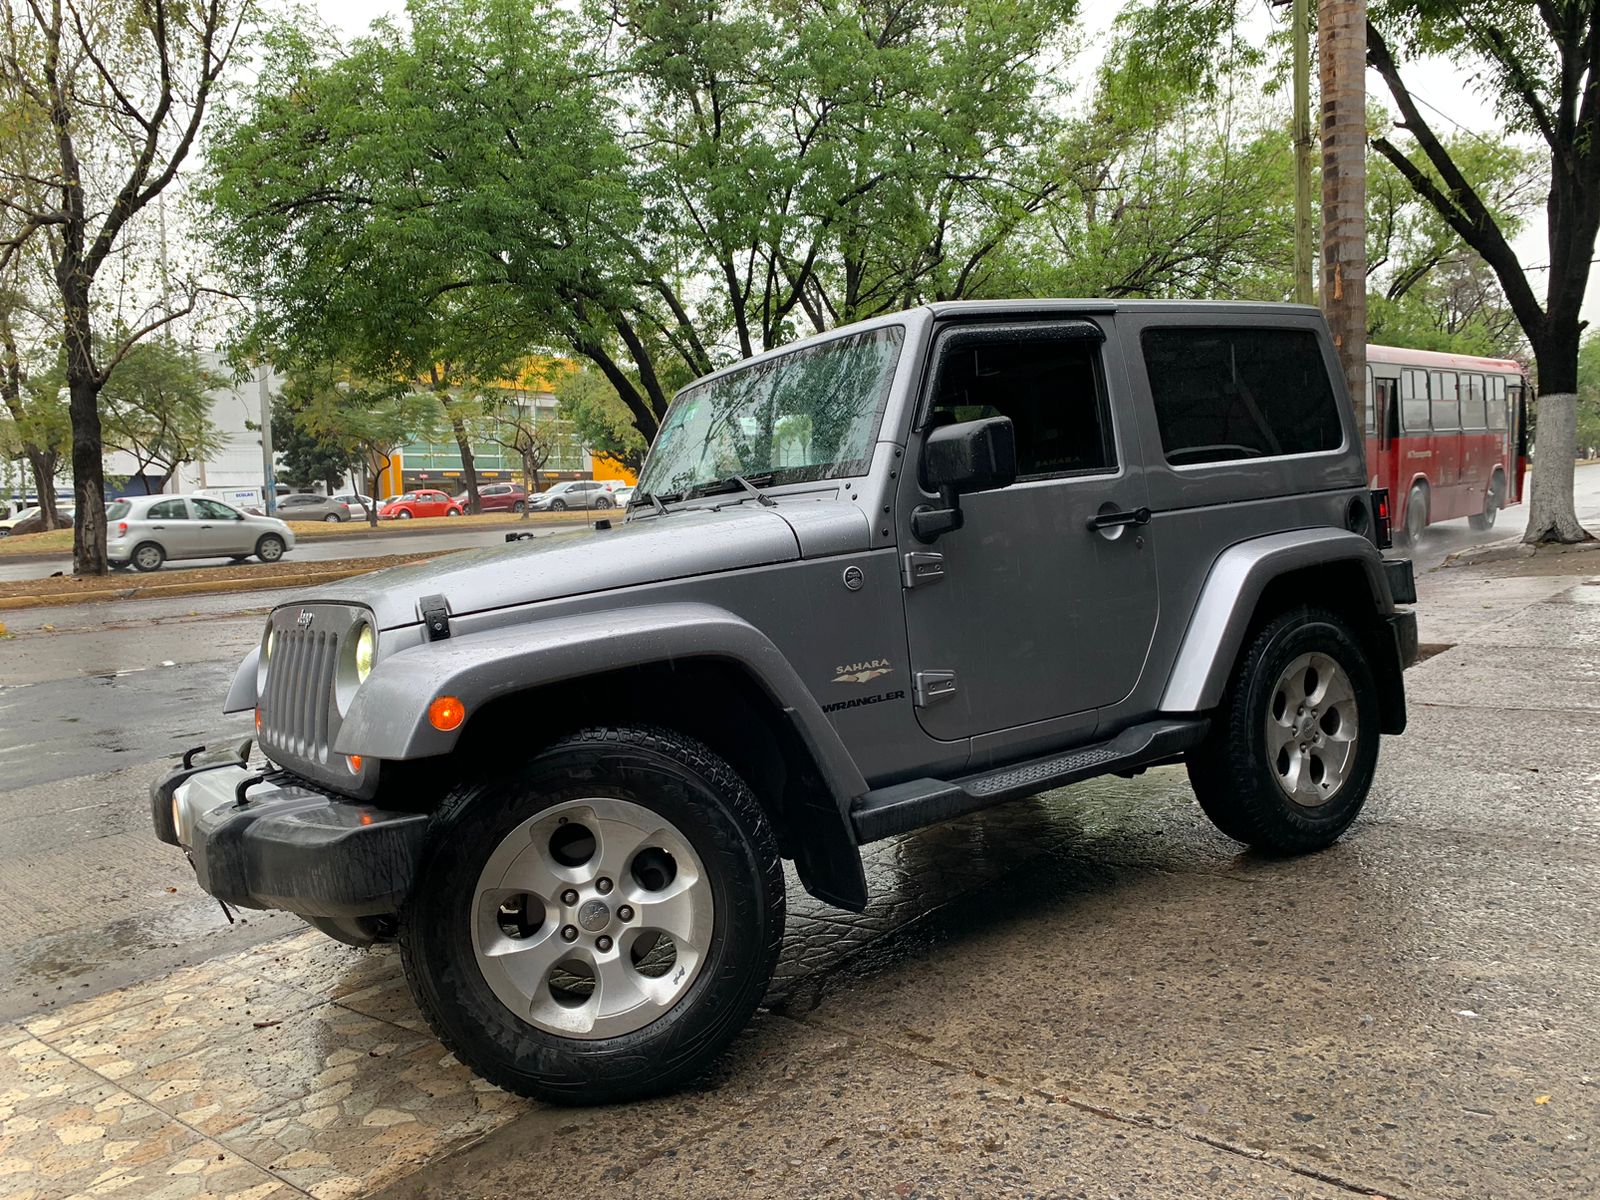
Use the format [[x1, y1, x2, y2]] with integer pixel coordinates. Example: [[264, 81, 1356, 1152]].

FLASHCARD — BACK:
[[901, 551, 946, 588], [914, 670, 958, 706]]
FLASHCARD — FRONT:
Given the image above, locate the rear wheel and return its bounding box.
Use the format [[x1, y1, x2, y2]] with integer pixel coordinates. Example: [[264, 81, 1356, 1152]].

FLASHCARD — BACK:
[[323, 513, 341, 523], [132, 542, 165, 572], [1468, 475, 1502, 532], [400, 726, 784, 1105], [1188, 606, 1380, 854], [594, 495, 613, 510], [255, 534, 286, 563]]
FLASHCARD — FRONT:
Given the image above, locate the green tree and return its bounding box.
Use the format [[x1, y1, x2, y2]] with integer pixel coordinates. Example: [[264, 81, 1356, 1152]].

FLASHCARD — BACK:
[[1575, 332, 1600, 457], [0, 0, 249, 573], [99, 341, 226, 493], [1367, 3, 1598, 543], [272, 393, 348, 493], [285, 370, 442, 527], [555, 370, 649, 475]]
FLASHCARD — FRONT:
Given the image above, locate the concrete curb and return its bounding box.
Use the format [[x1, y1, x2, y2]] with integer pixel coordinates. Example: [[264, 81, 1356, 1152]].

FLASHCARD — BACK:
[[0, 564, 402, 612]]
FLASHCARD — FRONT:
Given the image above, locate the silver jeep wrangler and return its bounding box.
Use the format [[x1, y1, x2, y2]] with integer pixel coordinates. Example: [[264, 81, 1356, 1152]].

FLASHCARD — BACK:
[[152, 300, 1417, 1103]]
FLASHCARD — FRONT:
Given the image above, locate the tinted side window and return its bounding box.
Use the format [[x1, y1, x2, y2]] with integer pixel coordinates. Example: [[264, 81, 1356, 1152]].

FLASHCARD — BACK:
[[147, 499, 188, 520], [926, 330, 1113, 479], [1141, 327, 1342, 465], [1402, 370, 1430, 431]]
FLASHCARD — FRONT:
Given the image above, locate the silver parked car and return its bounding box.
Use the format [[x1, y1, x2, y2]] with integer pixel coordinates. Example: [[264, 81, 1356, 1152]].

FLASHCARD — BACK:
[[276, 493, 352, 522], [108, 494, 296, 571]]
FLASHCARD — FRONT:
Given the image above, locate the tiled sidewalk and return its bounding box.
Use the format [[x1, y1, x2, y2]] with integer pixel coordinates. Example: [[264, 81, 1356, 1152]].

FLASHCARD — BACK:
[[1, 794, 1124, 1199]]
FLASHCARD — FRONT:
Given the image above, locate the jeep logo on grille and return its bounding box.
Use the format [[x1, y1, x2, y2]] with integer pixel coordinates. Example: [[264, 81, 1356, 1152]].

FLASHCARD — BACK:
[[295, 610, 314, 630]]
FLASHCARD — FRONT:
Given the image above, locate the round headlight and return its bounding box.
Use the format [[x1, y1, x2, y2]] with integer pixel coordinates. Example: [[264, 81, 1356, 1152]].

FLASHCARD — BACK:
[[355, 624, 375, 683]]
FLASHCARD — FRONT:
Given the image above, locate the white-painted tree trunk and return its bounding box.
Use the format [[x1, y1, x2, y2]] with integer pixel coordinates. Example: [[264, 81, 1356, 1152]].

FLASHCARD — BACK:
[[1523, 391, 1594, 544]]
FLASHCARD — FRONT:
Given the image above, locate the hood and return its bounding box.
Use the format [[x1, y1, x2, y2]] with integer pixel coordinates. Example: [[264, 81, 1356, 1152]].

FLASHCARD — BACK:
[[298, 503, 815, 630]]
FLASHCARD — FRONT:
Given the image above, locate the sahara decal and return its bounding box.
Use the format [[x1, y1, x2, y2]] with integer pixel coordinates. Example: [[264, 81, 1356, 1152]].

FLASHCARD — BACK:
[[832, 658, 892, 685]]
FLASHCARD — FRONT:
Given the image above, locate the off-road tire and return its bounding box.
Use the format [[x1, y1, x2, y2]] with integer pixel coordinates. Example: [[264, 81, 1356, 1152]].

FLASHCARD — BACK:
[[1187, 606, 1380, 853], [399, 725, 785, 1105]]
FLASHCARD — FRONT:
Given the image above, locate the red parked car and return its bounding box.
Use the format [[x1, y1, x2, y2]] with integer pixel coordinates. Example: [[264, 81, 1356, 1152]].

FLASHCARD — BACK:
[[454, 482, 528, 513], [378, 489, 464, 520]]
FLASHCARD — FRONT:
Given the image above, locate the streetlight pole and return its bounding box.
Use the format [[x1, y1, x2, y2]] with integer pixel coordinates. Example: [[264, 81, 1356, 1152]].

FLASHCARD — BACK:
[[257, 359, 276, 516]]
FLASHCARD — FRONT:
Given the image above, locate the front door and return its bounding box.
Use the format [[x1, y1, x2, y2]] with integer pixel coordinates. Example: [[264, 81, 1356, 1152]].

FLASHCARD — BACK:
[[901, 319, 1159, 742], [143, 497, 203, 559]]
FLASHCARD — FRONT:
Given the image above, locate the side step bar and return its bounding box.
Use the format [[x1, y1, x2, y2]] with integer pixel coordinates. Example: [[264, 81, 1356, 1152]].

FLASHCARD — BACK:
[[849, 718, 1209, 844]]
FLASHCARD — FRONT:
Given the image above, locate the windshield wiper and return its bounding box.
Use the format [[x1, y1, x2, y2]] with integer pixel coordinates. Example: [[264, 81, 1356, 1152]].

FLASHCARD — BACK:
[[687, 474, 777, 507], [629, 490, 669, 517]]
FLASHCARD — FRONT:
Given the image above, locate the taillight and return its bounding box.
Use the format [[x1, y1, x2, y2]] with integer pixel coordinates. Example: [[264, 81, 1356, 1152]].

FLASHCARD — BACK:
[[1370, 488, 1392, 550], [117, 522, 127, 535]]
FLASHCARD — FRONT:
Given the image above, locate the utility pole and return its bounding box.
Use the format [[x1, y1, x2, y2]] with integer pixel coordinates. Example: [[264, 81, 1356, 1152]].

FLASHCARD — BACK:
[[1319, 0, 1367, 431], [257, 360, 276, 516], [1292, 0, 1314, 304]]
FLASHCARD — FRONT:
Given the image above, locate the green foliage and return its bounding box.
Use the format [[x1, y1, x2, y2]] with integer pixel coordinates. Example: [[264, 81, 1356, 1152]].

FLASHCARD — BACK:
[[281, 369, 444, 512], [99, 342, 227, 490], [1576, 333, 1600, 455], [272, 392, 350, 492], [555, 370, 650, 474]]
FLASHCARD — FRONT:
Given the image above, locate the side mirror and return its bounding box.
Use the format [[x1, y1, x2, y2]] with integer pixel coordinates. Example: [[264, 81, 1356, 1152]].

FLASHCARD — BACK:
[[912, 416, 1016, 543], [922, 416, 1017, 494]]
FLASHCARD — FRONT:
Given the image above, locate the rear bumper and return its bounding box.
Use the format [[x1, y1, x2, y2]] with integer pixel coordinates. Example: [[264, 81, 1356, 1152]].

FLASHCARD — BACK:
[[151, 753, 426, 918]]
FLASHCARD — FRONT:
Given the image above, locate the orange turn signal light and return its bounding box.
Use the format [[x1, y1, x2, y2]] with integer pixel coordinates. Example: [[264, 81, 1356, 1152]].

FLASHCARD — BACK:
[[428, 696, 466, 732], [254, 707, 262, 733], [347, 754, 363, 774]]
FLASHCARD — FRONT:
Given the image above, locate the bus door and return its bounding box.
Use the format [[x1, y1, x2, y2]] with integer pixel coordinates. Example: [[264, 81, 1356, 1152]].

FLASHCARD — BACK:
[[1457, 372, 1489, 506], [1428, 369, 1463, 517], [1368, 369, 1399, 494], [1504, 378, 1528, 503]]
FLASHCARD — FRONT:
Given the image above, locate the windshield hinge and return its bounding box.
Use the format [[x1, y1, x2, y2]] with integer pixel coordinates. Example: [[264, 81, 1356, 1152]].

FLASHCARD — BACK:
[[419, 593, 451, 642]]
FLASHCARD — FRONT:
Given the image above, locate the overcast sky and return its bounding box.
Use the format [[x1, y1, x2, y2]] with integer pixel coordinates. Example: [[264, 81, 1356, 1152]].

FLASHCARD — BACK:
[[308, 0, 1592, 328]]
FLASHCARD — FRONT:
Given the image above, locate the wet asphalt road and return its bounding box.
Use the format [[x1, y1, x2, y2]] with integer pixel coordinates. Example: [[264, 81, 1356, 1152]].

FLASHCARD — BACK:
[[0, 475, 1597, 1194]]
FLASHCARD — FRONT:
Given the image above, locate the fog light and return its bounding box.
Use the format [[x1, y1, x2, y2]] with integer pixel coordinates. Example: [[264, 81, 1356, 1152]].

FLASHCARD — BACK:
[[428, 696, 466, 731]]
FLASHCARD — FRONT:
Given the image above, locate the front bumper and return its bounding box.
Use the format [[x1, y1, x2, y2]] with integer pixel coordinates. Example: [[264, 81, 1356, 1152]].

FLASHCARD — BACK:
[[151, 748, 426, 918]]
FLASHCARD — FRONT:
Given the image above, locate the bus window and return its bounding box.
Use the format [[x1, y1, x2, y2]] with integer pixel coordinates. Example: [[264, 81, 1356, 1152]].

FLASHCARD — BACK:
[[1430, 371, 1460, 430], [1488, 376, 1508, 430], [1402, 369, 1431, 430], [1461, 373, 1487, 428], [1364, 367, 1376, 435]]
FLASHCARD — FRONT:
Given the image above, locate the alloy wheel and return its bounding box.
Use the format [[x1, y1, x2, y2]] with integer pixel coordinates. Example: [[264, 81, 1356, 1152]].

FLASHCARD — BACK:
[[1265, 652, 1359, 806], [470, 796, 713, 1039]]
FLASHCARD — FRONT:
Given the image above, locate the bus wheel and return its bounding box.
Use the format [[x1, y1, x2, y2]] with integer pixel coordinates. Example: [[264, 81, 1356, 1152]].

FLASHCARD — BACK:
[[1400, 484, 1428, 546], [1468, 477, 1501, 532]]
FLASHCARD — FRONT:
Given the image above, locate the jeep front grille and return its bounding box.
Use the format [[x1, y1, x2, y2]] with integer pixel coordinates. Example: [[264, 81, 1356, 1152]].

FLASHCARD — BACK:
[[260, 626, 339, 764]]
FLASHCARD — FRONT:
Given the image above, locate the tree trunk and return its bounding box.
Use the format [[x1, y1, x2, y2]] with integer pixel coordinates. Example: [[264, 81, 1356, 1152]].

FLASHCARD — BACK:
[[1319, 0, 1367, 432], [67, 372, 108, 575], [1525, 323, 1594, 544], [25, 446, 61, 528], [449, 414, 480, 514]]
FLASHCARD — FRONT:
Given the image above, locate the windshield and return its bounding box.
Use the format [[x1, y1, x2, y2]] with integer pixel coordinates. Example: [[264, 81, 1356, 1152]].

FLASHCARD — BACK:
[[637, 325, 905, 499]]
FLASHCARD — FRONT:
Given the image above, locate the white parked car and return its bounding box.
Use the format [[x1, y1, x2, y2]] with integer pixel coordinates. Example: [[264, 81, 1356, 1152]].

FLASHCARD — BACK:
[[106, 495, 296, 572]]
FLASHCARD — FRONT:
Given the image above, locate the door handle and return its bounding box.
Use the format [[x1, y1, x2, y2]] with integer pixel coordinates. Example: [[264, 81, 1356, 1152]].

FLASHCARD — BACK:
[[1085, 506, 1151, 532]]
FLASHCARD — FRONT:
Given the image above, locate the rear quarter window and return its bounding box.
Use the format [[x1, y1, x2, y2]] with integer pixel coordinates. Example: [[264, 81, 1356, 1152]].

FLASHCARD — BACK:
[[106, 501, 131, 520], [1141, 326, 1344, 466]]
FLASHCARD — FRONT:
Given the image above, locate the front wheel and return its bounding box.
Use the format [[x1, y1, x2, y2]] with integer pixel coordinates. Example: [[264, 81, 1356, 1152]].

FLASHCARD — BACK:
[[550, 498, 567, 511], [397, 509, 413, 520], [255, 534, 286, 563], [512, 500, 526, 513], [1187, 607, 1380, 854], [400, 726, 784, 1105], [447, 507, 463, 517]]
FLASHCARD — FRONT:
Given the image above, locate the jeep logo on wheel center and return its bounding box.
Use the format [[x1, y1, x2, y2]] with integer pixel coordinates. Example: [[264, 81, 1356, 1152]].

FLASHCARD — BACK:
[[151, 299, 1417, 1106]]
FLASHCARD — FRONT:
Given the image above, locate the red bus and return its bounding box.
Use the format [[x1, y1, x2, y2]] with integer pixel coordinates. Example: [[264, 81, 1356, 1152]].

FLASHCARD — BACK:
[[1365, 344, 1528, 544]]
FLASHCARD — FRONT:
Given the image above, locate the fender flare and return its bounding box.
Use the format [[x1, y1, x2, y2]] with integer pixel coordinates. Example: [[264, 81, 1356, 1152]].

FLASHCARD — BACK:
[[334, 602, 870, 805], [1160, 529, 1395, 713]]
